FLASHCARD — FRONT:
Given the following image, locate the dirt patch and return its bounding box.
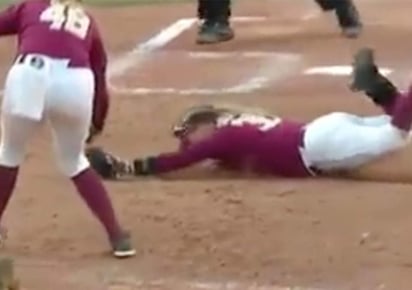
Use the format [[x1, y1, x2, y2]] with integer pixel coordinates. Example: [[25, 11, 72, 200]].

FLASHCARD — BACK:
[[3, 0, 412, 290]]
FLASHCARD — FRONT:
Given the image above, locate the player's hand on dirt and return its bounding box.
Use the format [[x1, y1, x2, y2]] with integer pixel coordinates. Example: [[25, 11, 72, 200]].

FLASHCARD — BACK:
[[85, 147, 133, 180], [350, 47, 378, 92]]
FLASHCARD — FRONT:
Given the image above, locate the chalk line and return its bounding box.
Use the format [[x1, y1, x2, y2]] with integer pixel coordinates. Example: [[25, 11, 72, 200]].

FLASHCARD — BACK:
[[304, 65, 393, 76], [108, 16, 274, 96], [108, 15, 306, 96], [112, 51, 301, 95], [108, 16, 267, 78], [107, 278, 324, 290], [187, 51, 290, 59], [108, 18, 196, 78]]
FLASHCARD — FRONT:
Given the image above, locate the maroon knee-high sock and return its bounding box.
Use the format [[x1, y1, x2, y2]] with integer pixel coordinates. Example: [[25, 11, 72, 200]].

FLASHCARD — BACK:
[[390, 88, 412, 131], [380, 93, 399, 115], [0, 166, 18, 222], [72, 168, 123, 241]]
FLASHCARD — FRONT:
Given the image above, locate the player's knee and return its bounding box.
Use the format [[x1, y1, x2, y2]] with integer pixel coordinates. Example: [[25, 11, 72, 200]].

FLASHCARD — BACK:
[[57, 153, 90, 177], [0, 144, 25, 167]]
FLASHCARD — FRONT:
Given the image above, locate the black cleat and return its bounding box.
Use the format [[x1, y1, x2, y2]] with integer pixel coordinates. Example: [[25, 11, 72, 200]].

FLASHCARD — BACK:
[[111, 232, 136, 259], [335, 0, 362, 38], [196, 20, 234, 45], [351, 48, 399, 107], [351, 48, 378, 92]]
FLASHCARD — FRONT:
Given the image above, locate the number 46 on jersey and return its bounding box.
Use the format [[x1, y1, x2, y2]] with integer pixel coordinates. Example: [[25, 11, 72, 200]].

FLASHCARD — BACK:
[[40, 3, 91, 39]]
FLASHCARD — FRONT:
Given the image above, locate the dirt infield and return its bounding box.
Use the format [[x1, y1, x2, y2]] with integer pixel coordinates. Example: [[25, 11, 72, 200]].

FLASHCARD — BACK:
[[3, 0, 412, 289]]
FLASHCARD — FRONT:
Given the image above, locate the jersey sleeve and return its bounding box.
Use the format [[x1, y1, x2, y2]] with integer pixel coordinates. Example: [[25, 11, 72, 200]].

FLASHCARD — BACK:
[[89, 20, 109, 131], [0, 3, 23, 35], [150, 133, 227, 174]]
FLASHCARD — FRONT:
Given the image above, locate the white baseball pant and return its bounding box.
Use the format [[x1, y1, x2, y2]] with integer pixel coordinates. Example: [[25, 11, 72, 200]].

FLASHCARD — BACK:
[[300, 112, 408, 171], [0, 54, 94, 177]]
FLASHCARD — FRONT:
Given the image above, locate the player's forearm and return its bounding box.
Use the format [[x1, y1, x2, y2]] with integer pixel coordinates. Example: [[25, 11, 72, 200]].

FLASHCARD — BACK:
[[90, 30, 109, 131], [132, 152, 204, 175], [92, 86, 109, 131]]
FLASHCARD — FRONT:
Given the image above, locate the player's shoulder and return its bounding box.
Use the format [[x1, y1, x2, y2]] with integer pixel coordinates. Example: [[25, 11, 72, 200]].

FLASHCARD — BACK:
[[16, 0, 48, 9], [214, 124, 259, 145], [0, 0, 47, 20], [7, 0, 54, 17]]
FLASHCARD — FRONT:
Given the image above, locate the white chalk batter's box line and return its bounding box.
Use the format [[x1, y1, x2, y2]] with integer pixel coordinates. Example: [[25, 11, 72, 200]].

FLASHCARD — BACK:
[[108, 16, 394, 96], [107, 279, 327, 290]]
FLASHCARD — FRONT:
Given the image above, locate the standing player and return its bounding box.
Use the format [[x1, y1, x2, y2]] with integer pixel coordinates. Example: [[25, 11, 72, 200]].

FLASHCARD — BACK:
[[0, 0, 136, 258], [85, 48, 412, 183], [197, 0, 362, 44]]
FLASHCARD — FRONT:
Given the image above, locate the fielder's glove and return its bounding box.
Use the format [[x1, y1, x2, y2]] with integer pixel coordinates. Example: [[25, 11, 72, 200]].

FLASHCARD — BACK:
[[85, 147, 132, 180]]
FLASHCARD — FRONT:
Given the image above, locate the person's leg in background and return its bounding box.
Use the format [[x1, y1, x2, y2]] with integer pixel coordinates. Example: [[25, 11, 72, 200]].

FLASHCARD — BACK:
[[197, 0, 206, 21], [47, 67, 135, 258], [196, 0, 234, 44], [314, 0, 362, 38]]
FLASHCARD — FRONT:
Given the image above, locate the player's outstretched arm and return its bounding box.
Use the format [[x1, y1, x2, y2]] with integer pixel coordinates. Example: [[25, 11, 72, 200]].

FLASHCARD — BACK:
[[85, 146, 255, 181], [85, 137, 221, 180]]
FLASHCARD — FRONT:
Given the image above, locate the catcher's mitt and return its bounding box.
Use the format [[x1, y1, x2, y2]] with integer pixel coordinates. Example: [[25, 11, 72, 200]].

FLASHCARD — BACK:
[[85, 147, 131, 180]]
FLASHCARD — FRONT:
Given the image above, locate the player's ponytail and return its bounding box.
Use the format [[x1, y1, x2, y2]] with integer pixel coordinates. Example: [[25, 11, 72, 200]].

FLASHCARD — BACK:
[[211, 103, 274, 118]]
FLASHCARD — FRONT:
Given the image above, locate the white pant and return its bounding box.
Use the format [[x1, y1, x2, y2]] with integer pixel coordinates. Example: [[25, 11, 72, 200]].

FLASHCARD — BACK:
[[300, 112, 408, 171], [0, 54, 94, 177]]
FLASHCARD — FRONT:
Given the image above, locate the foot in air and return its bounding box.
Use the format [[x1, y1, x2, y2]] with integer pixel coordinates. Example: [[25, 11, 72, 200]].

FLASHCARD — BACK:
[[351, 48, 399, 107], [351, 47, 378, 92]]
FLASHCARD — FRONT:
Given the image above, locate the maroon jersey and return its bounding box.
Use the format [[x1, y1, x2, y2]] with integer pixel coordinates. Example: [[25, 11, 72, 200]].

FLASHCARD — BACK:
[[0, 0, 108, 130], [152, 114, 313, 177]]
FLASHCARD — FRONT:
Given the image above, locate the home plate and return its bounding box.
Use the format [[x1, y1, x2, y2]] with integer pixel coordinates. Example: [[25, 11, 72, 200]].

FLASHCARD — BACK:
[[304, 65, 392, 76]]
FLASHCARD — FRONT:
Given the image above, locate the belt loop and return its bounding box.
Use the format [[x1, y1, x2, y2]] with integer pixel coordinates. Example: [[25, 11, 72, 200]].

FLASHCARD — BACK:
[[16, 54, 45, 69], [16, 54, 27, 64]]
